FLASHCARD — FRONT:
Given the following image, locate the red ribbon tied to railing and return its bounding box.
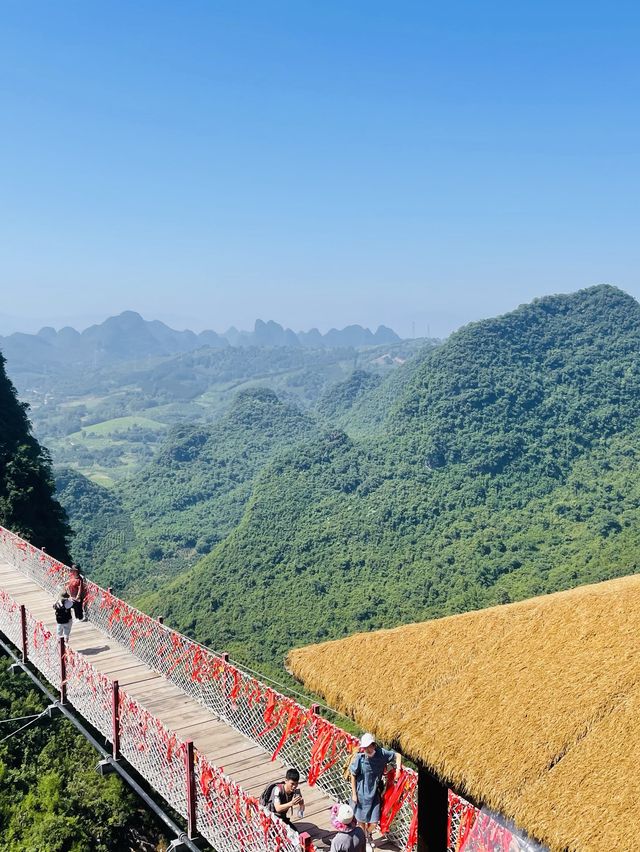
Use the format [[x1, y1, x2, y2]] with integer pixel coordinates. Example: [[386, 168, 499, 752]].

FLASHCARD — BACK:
[[307, 717, 354, 786]]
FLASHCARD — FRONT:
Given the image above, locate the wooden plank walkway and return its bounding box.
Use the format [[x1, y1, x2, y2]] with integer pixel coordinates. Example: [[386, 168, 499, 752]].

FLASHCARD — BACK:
[[0, 561, 352, 848]]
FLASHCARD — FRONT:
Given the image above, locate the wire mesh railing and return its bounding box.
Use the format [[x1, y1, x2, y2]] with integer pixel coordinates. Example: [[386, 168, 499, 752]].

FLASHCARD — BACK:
[[0, 588, 22, 648], [0, 525, 417, 848], [0, 582, 310, 852], [448, 791, 479, 852], [65, 644, 114, 741], [117, 689, 190, 818], [195, 751, 303, 852], [25, 609, 61, 689]]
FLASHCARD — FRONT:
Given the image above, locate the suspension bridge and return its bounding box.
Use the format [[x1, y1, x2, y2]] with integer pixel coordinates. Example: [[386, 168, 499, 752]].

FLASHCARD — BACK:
[[0, 526, 487, 852]]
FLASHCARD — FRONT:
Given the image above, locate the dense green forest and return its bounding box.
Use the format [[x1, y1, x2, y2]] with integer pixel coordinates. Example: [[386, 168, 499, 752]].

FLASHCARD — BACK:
[[0, 353, 70, 561], [19, 286, 640, 680], [124, 286, 640, 671], [0, 662, 167, 851], [58, 388, 322, 594]]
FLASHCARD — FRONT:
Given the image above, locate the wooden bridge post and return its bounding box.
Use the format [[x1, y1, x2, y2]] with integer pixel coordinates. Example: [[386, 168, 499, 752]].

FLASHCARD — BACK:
[[112, 679, 121, 758], [19, 604, 28, 662], [185, 739, 197, 839], [417, 764, 448, 852], [59, 637, 67, 703]]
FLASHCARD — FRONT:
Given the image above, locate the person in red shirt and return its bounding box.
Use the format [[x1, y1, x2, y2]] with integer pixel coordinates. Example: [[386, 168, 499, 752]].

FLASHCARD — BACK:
[[66, 564, 86, 621]]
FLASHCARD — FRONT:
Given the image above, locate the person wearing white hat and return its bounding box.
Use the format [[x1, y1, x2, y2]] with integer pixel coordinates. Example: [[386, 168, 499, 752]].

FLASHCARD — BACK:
[[349, 733, 402, 851], [330, 803, 365, 852]]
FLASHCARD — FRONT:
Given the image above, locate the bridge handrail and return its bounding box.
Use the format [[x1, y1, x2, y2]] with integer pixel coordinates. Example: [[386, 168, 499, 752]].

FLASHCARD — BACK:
[[2, 527, 473, 849], [0, 526, 418, 845], [0, 581, 307, 852]]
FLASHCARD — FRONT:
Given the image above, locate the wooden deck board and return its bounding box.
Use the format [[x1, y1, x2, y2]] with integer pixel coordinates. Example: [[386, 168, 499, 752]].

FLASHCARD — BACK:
[[0, 562, 343, 845]]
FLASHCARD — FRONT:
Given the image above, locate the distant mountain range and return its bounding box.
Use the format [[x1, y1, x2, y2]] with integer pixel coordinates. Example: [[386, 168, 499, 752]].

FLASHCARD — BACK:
[[0, 311, 401, 371]]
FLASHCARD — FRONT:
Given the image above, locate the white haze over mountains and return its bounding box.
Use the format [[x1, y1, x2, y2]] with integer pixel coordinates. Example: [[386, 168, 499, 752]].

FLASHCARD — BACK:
[[0, 310, 402, 342], [0, 312, 404, 368]]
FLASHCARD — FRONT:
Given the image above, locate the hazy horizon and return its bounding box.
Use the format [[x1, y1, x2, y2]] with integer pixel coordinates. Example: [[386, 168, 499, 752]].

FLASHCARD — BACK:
[[0, 282, 618, 341]]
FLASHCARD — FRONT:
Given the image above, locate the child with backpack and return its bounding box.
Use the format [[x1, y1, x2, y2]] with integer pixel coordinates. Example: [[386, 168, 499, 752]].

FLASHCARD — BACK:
[[53, 590, 74, 639]]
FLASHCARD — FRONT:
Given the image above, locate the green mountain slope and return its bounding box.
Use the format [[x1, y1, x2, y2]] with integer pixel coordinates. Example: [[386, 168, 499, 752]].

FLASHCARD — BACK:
[[143, 286, 640, 669], [0, 352, 70, 560], [317, 341, 439, 437], [61, 388, 322, 595]]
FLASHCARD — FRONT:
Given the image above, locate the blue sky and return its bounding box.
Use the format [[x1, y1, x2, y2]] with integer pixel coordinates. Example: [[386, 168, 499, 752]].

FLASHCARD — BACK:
[[1, 1, 638, 337]]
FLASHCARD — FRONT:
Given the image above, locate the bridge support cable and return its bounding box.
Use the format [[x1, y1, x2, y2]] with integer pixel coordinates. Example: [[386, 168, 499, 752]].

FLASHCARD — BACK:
[[0, 633, 204, 852]]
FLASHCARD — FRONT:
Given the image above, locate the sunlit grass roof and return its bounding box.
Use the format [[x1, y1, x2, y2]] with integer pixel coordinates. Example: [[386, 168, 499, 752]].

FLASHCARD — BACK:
[[288, 575, 640, 851]]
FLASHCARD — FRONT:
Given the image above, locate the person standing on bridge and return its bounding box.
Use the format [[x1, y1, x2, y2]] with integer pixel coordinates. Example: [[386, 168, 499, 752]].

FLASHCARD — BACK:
[[350, 733, 402, 851], [66, 564, 86, 621]]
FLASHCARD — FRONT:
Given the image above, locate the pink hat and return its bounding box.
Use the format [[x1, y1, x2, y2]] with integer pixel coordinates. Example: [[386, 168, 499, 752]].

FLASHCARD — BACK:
[[331, 802, 355, 829]]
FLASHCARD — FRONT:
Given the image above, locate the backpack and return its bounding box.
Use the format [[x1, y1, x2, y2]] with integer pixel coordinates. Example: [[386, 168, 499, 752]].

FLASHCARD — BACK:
[[54, 601, 72, 624], [259, 781, 284, 810]]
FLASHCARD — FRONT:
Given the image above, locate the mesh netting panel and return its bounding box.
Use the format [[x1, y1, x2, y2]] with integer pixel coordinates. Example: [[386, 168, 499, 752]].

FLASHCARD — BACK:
[[0, 528, 420, 849], [0, 589, 22, 647], [65, 645, 114, 740], [118, 690, 189, 819], [448, 792, 479, 852], [195, 752, 306, 852], [25, 612, 61, 689], [194, 666, 417, 850], [0, 528, 69, 596], [457, 807, 546, 852]]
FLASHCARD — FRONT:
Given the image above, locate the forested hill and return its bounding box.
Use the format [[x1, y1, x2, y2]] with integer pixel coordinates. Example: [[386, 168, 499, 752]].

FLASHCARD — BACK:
[[140, 285, 640, 670], [0, 352, 70, 560], [393, 285, 640, 487], [59, 388, 322, 595]]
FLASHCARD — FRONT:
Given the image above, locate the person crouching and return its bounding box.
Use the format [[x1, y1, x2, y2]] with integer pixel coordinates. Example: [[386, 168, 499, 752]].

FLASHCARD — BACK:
[[269, 768, 305, 824]]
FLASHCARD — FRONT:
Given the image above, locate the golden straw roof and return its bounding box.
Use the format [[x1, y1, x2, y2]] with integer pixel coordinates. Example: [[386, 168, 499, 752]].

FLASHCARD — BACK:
[[287, 575, 640, 852]]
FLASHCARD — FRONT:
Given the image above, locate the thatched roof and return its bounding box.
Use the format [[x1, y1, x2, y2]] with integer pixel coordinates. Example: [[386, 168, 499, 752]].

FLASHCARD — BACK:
[[287, 576, 640, 852]]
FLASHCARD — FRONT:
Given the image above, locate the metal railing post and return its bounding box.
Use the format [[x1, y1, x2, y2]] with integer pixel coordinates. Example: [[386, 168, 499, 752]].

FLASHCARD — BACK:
[[59, 637, 67, 703], [112, 679, 121, 758], [185, 739, 197, 839], [20, 604, 27, 662]]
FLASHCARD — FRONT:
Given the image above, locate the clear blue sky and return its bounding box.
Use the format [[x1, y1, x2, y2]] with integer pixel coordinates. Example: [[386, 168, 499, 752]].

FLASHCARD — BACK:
[[1, 1, 638, 338]]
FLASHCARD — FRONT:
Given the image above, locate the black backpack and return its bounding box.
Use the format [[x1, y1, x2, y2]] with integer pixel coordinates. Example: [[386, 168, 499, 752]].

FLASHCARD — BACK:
[[259, 781, 284, 810], [54, 601, 72, 624]]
